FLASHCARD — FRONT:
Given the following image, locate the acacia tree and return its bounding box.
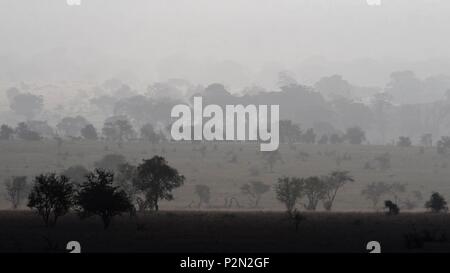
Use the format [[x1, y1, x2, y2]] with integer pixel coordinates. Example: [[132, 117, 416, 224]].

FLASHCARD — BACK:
[[322, 171, 354, 211], [4, 176, 28, 209], [240, 181, 271, 207], [76, 169, 133, 229], [134, 156, 185, 211], [27, 174, 74, 227], [274, 177, 303, 214]]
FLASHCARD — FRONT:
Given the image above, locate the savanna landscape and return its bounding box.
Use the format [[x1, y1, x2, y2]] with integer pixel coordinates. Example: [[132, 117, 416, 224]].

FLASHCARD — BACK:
[[3, 0, 450, 255], [1, 139, 450, 253]]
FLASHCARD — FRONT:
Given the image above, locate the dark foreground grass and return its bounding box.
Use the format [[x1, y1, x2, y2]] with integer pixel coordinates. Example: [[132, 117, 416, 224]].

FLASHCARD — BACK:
[[0, 211, 450, 253]]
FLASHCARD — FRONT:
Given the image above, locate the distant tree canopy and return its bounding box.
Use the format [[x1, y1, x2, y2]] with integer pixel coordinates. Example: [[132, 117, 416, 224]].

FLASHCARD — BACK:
[[62, 165, 89, 185], [26, 120, 55, 138], [315, 74, 353, 99], [81, 124, 98, 140], [102, 116, 136, 142], [0, 124, 14, 140], [94, 154, 127, 172], [57, 116, 89, 138], [397, 136, 412, 147], [140, 123, 163, 144], [9, 92, 44, 120], [279, 120, 301, 144], [134, 156, 185, 211], [344, 126, 366, 145], [301, 128, 316, 144], [15, 122, 41, 141]]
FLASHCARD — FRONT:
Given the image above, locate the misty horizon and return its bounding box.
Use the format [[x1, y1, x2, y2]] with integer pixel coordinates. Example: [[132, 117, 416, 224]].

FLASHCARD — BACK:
[[1, 0, 450, 88]]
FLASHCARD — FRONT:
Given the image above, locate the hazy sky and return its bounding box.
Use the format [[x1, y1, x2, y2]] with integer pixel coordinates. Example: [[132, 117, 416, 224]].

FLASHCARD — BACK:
[[1, 0, 450, 87]]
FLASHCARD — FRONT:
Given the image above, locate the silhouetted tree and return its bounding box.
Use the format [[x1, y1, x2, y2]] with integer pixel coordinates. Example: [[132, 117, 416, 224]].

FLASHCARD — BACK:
[[76, 169, 133, 229], [322, 171, 354, 211], [28, 174, 74, 227], [344, 126, 366, 144], [81, 124, 98, 140], [384, 200, 400, 215], [4, 176, 28, 209], [240, 181, 270, 207], [134, 156, 185, 211], [274, 177, 303, 214], [425, 192, 448, 213], [0, 124, 14, 140]]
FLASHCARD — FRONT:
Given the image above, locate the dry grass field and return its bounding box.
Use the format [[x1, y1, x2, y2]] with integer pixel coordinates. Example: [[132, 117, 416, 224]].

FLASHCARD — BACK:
[[1, 211, 450, 253], [0, 140, 448, 211], [1, 140, 450, 253]]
